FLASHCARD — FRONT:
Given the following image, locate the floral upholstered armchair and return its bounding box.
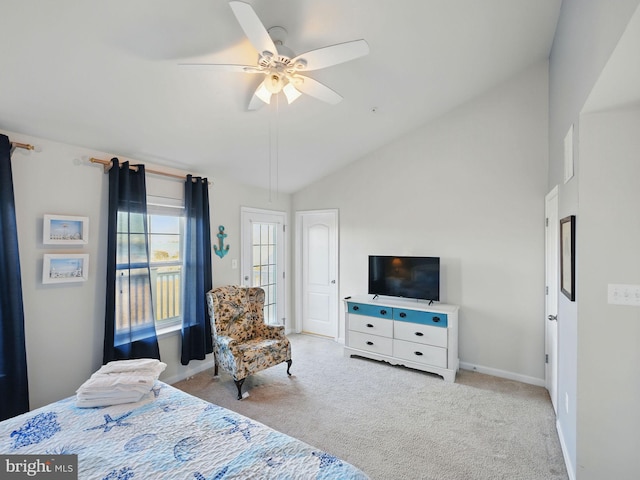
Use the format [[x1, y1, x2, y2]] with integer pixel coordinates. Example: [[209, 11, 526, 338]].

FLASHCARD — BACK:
[[206, 285, 292, 399]]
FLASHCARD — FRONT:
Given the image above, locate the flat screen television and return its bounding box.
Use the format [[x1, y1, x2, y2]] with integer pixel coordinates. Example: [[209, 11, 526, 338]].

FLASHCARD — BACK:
[[368, 255, 440, 302]]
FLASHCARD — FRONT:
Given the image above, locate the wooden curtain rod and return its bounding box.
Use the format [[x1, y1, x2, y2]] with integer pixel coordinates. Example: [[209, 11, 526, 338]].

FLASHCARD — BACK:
[[11, 142, 35, 151], [90, 157, 210, 184]]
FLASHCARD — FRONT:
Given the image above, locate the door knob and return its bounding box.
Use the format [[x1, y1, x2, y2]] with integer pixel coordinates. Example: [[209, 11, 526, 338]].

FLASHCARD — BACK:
[[331, 280, 336, 284], [548, 314, 557, 321]]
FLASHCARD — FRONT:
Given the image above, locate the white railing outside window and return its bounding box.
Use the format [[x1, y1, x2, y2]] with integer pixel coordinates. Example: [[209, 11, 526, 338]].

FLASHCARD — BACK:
[[115, 206, 184, 335]]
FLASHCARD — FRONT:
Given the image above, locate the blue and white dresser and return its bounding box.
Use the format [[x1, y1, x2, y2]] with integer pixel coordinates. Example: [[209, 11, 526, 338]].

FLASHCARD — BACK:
[[344, 295, 459, 382]]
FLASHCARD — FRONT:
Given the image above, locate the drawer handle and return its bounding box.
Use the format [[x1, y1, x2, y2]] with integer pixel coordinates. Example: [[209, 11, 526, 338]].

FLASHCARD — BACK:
[[414, 351, 423, 356], [366, 341, 374, 346], [414, 332, 424, 336], [380, 309, 387, 315], [366, 323, 374, 328], [399, 312, 407, 318], [433, 316, 441, 323], [352, 305, 359, 311]]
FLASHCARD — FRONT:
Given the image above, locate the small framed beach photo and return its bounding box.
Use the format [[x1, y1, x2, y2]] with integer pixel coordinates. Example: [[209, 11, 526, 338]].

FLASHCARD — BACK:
[[43, 214, 89, 245], [43, 254, 89, 284]]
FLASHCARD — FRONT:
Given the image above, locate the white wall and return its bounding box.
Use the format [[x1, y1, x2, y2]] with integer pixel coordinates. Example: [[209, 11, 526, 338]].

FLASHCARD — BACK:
[[576, 110, 640, 478], [4, 129, 290, 409], [548, 1, 640, 477], [293, 61, 549, 383]]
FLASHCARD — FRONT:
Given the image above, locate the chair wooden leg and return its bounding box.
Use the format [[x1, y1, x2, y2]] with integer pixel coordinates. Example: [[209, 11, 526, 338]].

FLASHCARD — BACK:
[[234, 378, 246, 400], [286, 359, 292, 376]]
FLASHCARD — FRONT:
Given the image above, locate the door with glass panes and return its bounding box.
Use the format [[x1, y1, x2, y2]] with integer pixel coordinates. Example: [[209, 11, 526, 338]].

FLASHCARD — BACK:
[[240, 208, 286, 326]]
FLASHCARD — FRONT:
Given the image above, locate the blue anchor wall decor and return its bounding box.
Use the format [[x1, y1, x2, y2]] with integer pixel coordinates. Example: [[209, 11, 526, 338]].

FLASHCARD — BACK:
[[213, 225, 230, 259]]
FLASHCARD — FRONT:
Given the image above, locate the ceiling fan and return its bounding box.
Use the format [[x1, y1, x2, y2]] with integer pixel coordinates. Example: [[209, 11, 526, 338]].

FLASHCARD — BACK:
[[181, 1, 370, 110]]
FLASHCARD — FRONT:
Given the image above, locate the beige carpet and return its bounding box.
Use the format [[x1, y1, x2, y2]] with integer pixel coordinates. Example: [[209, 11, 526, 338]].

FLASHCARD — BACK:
[[173, 333, 568, 480]]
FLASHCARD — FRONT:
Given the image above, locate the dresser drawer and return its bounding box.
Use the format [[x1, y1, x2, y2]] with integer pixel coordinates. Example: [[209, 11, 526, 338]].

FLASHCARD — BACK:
[[347, 302, 392, 319], [349, 315, 393, 337], [393, 308, 447, 327], [348, 331, 393, 356], [394, 321, 447, 348], [393, 339, 447, 368]]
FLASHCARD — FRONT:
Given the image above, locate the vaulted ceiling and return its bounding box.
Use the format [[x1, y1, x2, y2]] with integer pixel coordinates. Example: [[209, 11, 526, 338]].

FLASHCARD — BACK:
[[1, 0, 561, 193]]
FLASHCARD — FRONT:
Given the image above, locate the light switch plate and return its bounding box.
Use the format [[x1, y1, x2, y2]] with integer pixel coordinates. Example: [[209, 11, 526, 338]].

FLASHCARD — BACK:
[[608, 284, 640, 306]]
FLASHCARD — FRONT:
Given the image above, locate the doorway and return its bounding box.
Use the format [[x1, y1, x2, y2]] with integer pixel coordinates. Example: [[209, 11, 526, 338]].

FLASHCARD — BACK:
[[240, 207, 286, 326], [296, 209, 339, 338]]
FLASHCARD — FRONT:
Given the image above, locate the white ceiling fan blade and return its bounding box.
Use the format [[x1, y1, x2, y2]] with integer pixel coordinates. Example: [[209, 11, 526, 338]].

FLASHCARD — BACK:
[[229, 1, 277, 56], [178, 63, 263, 73], [291, 39, 369, 71], [292, 75, 343, 104]]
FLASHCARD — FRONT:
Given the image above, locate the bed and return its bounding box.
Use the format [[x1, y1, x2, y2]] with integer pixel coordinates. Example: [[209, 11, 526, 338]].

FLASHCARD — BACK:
[[0, 381, 368, 479]]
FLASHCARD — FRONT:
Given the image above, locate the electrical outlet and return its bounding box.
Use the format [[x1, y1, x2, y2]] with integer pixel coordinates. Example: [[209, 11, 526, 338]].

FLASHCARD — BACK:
[[608, 284, 640, 306]]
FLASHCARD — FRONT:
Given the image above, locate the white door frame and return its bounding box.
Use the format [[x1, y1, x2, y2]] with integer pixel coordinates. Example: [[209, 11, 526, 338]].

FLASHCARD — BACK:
[[295, 209, 339, 339], [545, 185, 559, 413], [240, 207, 287, 328]]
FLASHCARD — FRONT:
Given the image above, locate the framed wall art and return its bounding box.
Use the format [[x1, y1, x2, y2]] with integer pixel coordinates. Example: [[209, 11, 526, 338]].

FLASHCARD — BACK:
[[560, 215, 576, 301], [43, 214, 89, 245], [564, 124, 574, 184], [43, 253, 89, 284]]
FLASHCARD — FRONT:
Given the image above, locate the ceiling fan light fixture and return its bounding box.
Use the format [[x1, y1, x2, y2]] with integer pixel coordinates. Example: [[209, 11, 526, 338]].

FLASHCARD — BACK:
[[265, 73, 284, 94], [189, 1, 370, 109], [255, 81, 272, 104], [283, 82, 302, 104]]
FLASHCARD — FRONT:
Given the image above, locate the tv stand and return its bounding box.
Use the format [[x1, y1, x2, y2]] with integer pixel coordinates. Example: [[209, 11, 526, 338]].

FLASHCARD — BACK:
[[343, 295, 459, 382]]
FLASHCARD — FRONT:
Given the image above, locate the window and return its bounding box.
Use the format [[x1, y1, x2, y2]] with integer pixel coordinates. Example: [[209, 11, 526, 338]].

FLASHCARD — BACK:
[[148, 206, 184, 329], [114, 202, 184, 339], [252, 222, 278, 325]]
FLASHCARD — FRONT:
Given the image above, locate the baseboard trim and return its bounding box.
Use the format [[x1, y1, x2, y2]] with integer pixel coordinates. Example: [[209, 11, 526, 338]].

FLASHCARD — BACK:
[[556, 419, 576, 480], [162, 359, 216, 385], [459, 361, 545, 387]]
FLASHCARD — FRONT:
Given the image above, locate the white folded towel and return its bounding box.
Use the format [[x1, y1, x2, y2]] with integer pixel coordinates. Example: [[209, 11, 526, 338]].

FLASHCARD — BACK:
[[78, 374, 155, 392], [75, 358, 166, 408], [75, 390, 154, 408], [99, 359, 166, 376]]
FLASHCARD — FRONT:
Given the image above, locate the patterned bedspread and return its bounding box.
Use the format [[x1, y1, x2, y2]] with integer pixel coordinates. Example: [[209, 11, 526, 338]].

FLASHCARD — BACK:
[[0, 382, 369, 479]]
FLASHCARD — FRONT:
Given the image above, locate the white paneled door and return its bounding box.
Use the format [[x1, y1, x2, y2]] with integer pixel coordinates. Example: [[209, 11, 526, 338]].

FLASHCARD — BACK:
[[297, 210, 338, 338], [545, 186, 559, 413]]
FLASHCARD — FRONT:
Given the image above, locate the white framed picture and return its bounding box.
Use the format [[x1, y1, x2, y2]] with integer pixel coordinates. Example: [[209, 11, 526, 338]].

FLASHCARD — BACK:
[[43, 254, 89, 284], [563, 124, 574, 184], [43, 214, 89, 245]]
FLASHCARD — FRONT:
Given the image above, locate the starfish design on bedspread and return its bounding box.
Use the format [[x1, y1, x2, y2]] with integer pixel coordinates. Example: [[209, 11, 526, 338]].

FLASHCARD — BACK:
[[102, 466, 134, 480], [265, 456, 285, 468], [85, 412, 133, 433], [222, 416, 257, 442], [312, 452, 342, 469], [193, 466, 229, 480]]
